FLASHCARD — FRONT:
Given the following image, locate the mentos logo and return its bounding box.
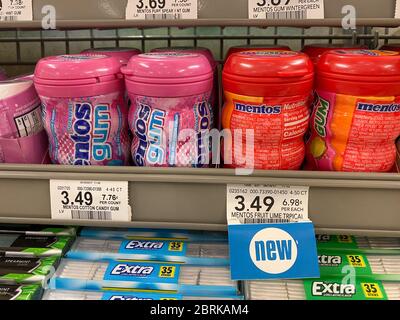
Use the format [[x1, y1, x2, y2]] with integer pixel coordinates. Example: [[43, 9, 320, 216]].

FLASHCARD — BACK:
[[135, 103, 166, 166], [196, 101, 211, 167], [71, 102, 111, 165], [313, 96, 329, 137], [234, 103, 281, 115], [110, 264, 154, 277], [357, 103, 400, 113], [249, 228, 298, 274], [108, 296, 153, 301], [125, 240, 164, 250]]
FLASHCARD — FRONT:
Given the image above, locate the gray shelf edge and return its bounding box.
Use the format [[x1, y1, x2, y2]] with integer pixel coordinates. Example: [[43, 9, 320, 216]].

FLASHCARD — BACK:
[[1, 19, 400, 29], [0, 166, 399, 189], [0, 217, 398, 237], [1, 164, 400, 182]]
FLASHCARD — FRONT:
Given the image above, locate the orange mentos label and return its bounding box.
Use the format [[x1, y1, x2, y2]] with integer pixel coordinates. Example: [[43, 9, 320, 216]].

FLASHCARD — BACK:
[[307, 91, 400, 172], [222, 91, 310, 170]]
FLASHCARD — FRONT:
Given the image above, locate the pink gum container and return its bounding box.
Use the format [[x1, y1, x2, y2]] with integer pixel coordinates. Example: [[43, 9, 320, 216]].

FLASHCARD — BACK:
[[122, 52, 214, 167], [0, 79, 49, 164], [34, 54, 130, 166]]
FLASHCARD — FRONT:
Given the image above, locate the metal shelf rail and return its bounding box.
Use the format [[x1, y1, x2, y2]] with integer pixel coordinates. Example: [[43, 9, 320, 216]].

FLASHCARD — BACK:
[[0, 165, 398, 237], [0, 0, 398, 28]]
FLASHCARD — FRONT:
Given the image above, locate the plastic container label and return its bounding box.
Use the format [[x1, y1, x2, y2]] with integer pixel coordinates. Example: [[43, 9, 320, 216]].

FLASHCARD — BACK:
[[223, 91, 309, 170], [307, 91, 400, 172]]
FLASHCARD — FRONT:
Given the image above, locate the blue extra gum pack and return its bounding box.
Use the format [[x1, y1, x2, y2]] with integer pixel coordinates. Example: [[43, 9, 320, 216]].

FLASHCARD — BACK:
[[66, 237, 229, 266], [50, 259, 240, 297], [79, 227, 228, 242]]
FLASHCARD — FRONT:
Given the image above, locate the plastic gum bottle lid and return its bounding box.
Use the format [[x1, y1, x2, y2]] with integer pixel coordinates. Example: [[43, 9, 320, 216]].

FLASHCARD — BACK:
[[81, 47, 142, 65], [34, 54, 124, 98], [223, 50, 313, 97], [151, 46, 217, 70], [302, 43, 368, 64], [122, 52, 213, 98], [225, 44, 292, 61], [316, 49, 400, 96]]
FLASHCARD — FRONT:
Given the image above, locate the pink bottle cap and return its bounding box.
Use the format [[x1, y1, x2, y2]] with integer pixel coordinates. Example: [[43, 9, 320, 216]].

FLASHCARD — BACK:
[[152, 46, 217, 69], [81, 47, 142, 65], [34, 54, 122, 85], [122, 52, 213, 84]]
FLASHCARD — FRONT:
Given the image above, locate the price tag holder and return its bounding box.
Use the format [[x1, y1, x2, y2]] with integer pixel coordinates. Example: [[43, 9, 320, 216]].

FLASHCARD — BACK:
[[248, 0, 324, 20], [126, 0, 198, 20], [50, 180, 131, 222], [227, 184, 319, 280], [0, 0, 33, 21], [227, 184, 309, 225]]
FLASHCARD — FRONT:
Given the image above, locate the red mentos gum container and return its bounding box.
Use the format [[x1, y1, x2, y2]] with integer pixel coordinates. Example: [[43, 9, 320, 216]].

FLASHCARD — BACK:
[[307, 50, 400, 172], [222, 50, 313, 170], [225, 44, 291, 61], [302, 43, 367, 64]]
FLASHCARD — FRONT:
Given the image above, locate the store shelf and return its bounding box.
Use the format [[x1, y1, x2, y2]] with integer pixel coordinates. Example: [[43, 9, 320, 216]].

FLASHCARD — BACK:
[[0, 165, 399, 236], [0, 0, 398, 29]]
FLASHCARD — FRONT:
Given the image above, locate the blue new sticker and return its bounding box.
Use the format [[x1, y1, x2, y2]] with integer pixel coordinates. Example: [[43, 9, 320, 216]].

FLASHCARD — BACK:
[[228, 222, 320, 280], [119, 239, 187, 256], [104, 261, 180, 284]]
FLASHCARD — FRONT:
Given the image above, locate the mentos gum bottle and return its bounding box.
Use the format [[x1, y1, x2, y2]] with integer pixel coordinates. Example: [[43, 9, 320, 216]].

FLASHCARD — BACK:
[[0, 79, 49, 164], [302, 43, 367, 65], [122, 52, 214, 167], [222, 50, 313, 170], [81, 47, 142, 66], [306, 50, 400, 172], [34, 54, 130, 166]]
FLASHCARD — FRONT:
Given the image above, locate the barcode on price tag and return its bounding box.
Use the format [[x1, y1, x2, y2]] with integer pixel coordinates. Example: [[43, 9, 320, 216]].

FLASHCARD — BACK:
[[227, 184, 309, 225], [126, 0, 198, 20], [248, 0, 324, 20], [50, 180, 131, 222], [0, 0, 33, 21]]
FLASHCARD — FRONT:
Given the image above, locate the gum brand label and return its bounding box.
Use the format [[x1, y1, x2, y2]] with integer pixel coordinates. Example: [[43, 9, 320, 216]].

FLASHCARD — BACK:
[[141, 53, 195, 58], [110, 264, 154, 277], [234, 102, 282, 115], [240, 50, 297, 57], [318, 254, 342, 267], [334, 50, 399, 56], [313, 96, 329, 137], [196, 101, 211, 167], [357, 102, 400, 112], [71, 102, 112, 165], [135, 102, 166, 166], [57, 54, 107, 61], [312, 281, 356, 298], [107, 295, 154, 301], [124, 240, 165, 250]]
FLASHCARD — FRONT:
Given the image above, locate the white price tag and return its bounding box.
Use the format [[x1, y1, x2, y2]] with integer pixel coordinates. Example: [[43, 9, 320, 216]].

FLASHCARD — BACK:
[[126, 0, 198, 20], [227, 184, 309, 225], [396, 0, 400, 18], [50, 180, 131, 222], [249, 0, 324, 20], [0, 0, 32, 21]]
